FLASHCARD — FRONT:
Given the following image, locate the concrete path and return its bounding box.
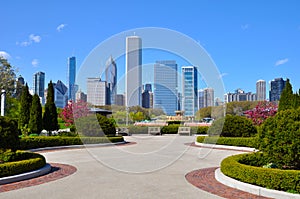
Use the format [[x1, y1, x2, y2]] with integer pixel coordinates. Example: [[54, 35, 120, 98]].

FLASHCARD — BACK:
[[0, 135, 243, 199]]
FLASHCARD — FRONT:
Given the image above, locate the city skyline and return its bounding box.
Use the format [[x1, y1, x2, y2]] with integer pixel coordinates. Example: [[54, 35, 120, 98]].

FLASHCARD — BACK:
[[1, 1, 300, 99]]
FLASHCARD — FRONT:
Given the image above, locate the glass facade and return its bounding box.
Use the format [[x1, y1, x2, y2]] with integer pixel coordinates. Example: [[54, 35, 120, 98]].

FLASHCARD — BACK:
[[68, 56, 76, 101], [269, 78, 286, 101], [33, 71, 45, 104], [154, 60, 178, 116], [182, 66, 198, 116], [105, 56, 117, 105]]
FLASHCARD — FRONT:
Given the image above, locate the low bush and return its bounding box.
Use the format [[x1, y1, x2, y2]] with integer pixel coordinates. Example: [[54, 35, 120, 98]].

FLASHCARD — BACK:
[[0, 116, 19, 151], [161, 124, 179, 134], [167, 121, 181, 125], [19, 136, 124, 150], [196, 136, 257, 148], [221, 153, 300, 193], [0, 151, 46, 178], [197, 126, 209, 134], [127, 126, 148, 134], [208, 115, 257, 137]]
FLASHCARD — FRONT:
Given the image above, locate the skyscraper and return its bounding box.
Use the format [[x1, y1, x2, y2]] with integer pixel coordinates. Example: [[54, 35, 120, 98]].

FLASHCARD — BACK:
[[269, 78, 286, 102], [125, 36, 142, 107], [142, 83, 152, 109], [198, 88, 214, 109], [256, 80, 266, 101], [182, 66, 198, 116], [53, 80, 68, 108], [87, 78, 107, 106], [105, 56, 117, 105], [154, 60, 178, 116], [68, 56, 77, 101], [33, 71, 45, 104]]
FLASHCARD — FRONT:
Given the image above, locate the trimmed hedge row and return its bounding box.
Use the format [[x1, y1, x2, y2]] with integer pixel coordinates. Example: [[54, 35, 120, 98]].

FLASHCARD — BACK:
[[196, 136, 257, 148], [221, 153, 300, 193], [0, 151, 46, 178], [19, 136, 124, 150]]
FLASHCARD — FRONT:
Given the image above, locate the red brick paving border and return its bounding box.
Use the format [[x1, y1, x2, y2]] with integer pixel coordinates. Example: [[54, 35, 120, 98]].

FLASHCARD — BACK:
[[0, 163, 77, 193], [185, 167, 272, 199]]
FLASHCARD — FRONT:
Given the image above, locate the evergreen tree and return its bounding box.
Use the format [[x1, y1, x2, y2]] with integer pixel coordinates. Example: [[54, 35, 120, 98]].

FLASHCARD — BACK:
[[29, 94, 43, 134], [278, 79, 294, 111], [18, 84, 32, 132], [43, 81, 58, 132]]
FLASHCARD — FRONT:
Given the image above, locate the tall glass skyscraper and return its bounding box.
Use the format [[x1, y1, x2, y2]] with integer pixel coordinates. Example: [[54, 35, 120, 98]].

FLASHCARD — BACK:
[[154, 60, 178, 116], [105, 56, 117, 105], [33, 71, 45, 104], [68, 56, 76, 101], [182, 66, 198, 116], [269, 78, 286, 101], [256, 80, 266, 101], [125, 36, 142, 107]]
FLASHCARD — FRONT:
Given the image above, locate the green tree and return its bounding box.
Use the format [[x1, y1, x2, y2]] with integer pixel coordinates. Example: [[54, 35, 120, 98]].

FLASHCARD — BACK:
[[278, 79, 293, 111], [28, 94, 43, 134], [18, 84, 32, 134], [0, 57, 16, 96], [0, 116, 19, 151], [43, 81, 58, 132]]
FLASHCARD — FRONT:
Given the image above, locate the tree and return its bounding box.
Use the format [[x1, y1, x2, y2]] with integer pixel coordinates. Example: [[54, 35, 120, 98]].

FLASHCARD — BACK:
[[18, 84, 32, 134], [60, 100, 89, 126], [0, 57, 16, 96], [278, 79, 293, 111], [28, 94, 43, 134], [43, 81, 59, 132], [244, 101, 278, 126]]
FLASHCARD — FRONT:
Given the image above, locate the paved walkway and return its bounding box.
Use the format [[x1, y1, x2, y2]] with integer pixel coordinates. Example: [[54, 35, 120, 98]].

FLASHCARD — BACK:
[[0, 135, 248, 199]]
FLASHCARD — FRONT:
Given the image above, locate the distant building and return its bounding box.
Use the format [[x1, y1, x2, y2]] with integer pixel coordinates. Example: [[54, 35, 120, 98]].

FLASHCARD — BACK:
[[116, 94, 125, 106], [154, 60, 178, 116], [256, 80, 266, 101], [67, 56, 77, 101], [33, 71, 45, 104], [215, 98, 224, 106], [225, 89, 257, 103], [182, 66, 198, 116], [126, 36, 142, 107], [142, 84, 152, 109], [105, 56, 117, 105], [87, 78, 107, 106], [17, 75, 25, 85], [76, 90, 87, 102], [53, 80, 68, 108], [198, 88, 214, 109], [269, 78, 286, 102]]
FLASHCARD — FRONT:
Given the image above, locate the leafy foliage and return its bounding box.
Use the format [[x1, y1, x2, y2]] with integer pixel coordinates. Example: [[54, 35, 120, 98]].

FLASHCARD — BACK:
[[28, 94, 43, 134], [18, 84, 32, 132], [208, 115, 257, 137], [221, 153, 300, 193], [43, 81, 59, 131], [161, 124, 179, 134], [0, 116, 19, 151], [0, 57, 16, 96], [60, 100, 89, 126], [278, 78, 294, 111], [196, 136, 257, 148], [258, 107, 300, 169], [244, 101, 278, 125]]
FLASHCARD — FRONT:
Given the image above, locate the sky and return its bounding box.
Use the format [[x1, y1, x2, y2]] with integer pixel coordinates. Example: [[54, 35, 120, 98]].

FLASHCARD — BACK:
[[1, 0, 300, 99]]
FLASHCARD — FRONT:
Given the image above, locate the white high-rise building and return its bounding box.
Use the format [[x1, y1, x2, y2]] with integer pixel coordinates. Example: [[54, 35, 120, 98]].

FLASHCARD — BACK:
[[87, 78, 107, 106], [256, 80, 266, 101], [125, 36, 142, 107]]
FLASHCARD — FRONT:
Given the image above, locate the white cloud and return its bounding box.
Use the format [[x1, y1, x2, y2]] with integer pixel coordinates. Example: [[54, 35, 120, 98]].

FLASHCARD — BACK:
[[57, 24, 67, 32], [241, 24, 250, 30], [17, 34, 41, 47], [275, 58, 289, 66], [29, 34, 41, 43], [0, 51, 11, 59], [219, 73, 228, 79], [31, 59, 39, 67]]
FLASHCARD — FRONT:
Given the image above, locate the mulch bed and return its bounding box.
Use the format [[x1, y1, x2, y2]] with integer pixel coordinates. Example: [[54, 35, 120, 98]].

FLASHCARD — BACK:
[[0, 163, 77, 193], [185, 167, 272, 199]]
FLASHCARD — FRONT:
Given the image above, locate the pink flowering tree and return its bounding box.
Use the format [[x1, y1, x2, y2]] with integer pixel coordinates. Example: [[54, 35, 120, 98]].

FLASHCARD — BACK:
[[244, 101, 278, 126], [60, 100, 90, 126]]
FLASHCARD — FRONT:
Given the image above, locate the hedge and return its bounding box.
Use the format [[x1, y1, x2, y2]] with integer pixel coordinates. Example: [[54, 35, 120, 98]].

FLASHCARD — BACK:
[[197, 126, 209, 134], [196, 136, 257, 148], [19, 136, 124, 150], [221, 153, 300, 193], [0, 116, 19, 151], [0, 151, 46, 178], [161, 124, 179, 134], [127, 126, 148, 134]]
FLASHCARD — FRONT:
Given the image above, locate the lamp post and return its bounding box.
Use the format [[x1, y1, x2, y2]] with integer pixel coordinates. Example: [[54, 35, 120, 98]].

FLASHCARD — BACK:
[[1, 89, 6, 116]]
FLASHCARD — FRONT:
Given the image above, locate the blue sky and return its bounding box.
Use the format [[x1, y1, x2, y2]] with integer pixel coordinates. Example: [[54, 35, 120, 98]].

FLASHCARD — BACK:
[[1, 0, 300, 99]]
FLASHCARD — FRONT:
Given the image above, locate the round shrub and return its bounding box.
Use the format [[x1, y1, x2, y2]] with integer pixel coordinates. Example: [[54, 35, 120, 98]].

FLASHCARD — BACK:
[[258, 107, 300, 169], [208, 115, 257, 137], [161, 124, 179, 134], [0, 116, 19, 151], [197, 126, 209, 134]]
